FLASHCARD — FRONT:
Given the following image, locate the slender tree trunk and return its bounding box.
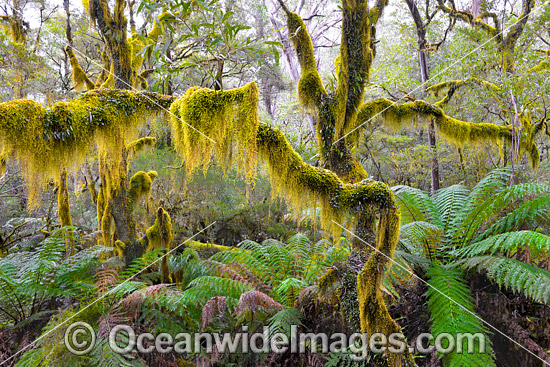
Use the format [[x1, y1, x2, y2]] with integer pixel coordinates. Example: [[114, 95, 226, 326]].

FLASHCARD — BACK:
[[406, 0, 440, 193]]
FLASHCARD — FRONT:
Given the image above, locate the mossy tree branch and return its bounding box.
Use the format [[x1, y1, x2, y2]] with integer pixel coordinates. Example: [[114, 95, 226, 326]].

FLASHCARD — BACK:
[[64, 0, 95, 92], [353, 98, 540, 168], [436, 0, 536, 72], [427, 78, 500, 106]]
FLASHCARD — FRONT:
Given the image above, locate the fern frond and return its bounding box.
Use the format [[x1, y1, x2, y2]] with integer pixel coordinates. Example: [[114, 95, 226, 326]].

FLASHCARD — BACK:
[[451, 183, 550, 246], [475, 192, 550, 242], [235, 290, 283, 318], [461, 167, 512, 213], [266, 307, 302, 341], [393, 185, 441, 227], [274, 277, 308, 306], [457, 256, 550, 305], [433, 185, 469, 234], [181, 276, 252, 306], [400, 221, 444, 259], [426, 265, 496, 367], [452, 231, 550, 259]]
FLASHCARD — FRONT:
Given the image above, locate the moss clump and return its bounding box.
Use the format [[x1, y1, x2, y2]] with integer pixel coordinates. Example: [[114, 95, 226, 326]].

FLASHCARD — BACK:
[[170, 82, 259, 182], [187, 240, 234, 252], [128, 170, 157, 204], [114, 239, 125, 260], [0, 153, 5, 176], [145, 207, 173, 282]]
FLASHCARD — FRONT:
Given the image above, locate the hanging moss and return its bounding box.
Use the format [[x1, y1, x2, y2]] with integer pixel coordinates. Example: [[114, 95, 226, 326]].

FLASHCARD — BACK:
[[170, 82, 259, 182], [57, 169, 72, 227], [0, 89, 175, 207], [353, 98, 540, 168]]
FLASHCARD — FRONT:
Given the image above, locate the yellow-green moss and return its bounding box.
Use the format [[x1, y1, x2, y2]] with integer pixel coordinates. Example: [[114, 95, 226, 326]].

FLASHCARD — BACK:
[[128, 170, 157, 203], [0, 153, 5, 176], [145, 207, 173, 282], [57, 170, 72, 227], [126, 136, 156, 157], [114, 239, 125, 260], [257, 123, 397, 237], [170, 82, 259, 182], [65, 46, 95, 92], [283, 9, 327, 109], [187, 240, 234, 252], [353, 98, 540, 168]]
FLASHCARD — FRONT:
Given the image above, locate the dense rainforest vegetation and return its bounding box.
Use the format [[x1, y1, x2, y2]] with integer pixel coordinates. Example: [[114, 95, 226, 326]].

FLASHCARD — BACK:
[[0, 0, 550, 366]]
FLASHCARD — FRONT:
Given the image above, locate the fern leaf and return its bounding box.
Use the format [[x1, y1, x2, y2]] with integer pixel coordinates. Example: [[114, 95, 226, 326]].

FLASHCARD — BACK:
[[426, 265, 496, 367]]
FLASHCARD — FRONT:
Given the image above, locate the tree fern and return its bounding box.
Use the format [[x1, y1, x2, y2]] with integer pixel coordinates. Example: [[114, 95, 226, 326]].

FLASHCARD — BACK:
[[393, 185, 441, 226], [452, 183, 550, 246]]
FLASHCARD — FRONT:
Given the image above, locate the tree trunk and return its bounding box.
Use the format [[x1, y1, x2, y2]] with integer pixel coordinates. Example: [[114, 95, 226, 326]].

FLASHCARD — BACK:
[[406, 0, 440, 193]]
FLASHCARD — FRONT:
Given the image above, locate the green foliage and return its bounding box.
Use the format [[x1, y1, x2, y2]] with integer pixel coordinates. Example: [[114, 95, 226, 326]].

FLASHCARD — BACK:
[[392, 167, 550, 366], [0, 228, 110, 325], [426, 266, 495, 367]]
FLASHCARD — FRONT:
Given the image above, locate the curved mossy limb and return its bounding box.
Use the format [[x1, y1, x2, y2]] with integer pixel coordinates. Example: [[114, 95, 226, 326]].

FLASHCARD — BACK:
[[127, 137, 156, 158], [277, 3, 327, 110], [353, 98, 540, 168], [427, 78, 500, 106], [65, 46, 95, 92], [0, 89, 175, 207], [170, 82, 259, 182], [257, 123, 414, 365]]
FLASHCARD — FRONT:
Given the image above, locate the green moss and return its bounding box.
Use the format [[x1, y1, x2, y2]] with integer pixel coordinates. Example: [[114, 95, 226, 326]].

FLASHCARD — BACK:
[[128, 170, 157, 203], [283, 10, 327, 109], [57, 170, 72, 227], [145, 207, 173, 282], [65, 46, 95, 92], [0, 153, 5, 176], [187, 240, 234, 252], [352, 98, 540, 168], [114, 239, 125, 260]]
